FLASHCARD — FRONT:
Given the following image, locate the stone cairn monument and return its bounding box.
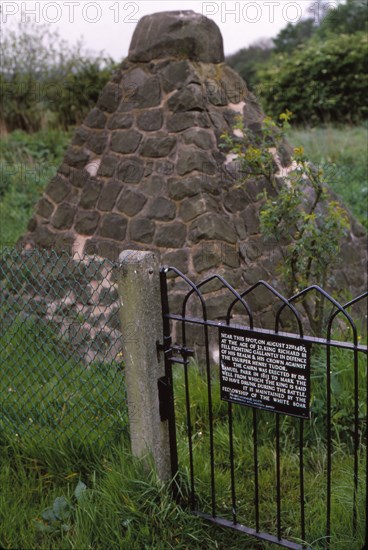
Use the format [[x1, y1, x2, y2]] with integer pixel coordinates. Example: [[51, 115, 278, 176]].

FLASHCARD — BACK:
[[19, 11, 366, 353]]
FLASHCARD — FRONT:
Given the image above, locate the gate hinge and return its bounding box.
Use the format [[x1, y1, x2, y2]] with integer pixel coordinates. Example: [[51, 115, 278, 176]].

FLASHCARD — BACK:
[[157, 340, 194, 365], [157, 376, 170, 422]]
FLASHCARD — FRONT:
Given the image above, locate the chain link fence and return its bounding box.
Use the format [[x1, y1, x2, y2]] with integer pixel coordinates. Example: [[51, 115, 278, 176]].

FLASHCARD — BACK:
[[0, 247, 127, 449]]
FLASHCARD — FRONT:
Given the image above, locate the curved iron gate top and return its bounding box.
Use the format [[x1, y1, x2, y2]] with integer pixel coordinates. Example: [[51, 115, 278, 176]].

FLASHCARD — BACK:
[[159, 267, 367, 549]]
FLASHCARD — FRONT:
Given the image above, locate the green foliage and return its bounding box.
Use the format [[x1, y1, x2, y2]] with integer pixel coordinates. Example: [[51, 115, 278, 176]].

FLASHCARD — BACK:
[[273, 18, 316, 54], [287, 125, 368, 231], [34, 481, 87, 534], [0, 129, 70, 244], [1, 352, 365, 549], [316, 0, 368, 37], [0, 19, 116, 132], [258, 32, 368, 125], [227, 1, 368, 122], [0, 315, 127, 448], [225, 40, 273, 90], [221, 112, 350, 333]]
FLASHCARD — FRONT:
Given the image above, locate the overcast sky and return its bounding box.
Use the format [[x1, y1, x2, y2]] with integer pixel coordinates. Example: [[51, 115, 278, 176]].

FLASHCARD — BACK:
[[2, 1, 320, 59]]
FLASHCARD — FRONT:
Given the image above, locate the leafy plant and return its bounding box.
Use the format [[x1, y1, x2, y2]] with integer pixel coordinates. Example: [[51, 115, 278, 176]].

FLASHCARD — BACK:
[[221, 111, 350, 334], [258, 32, 368, 125], [34, 480, 87, 534], [0, 18, 116, 132]]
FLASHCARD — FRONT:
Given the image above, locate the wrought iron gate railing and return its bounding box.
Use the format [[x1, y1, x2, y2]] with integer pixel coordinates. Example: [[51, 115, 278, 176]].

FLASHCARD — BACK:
[[159, 267, 367, 549]]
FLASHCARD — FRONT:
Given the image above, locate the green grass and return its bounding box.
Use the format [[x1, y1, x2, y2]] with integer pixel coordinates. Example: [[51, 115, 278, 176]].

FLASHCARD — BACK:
[[0, 129, 71, 245], [0, 315, 127, 450], [1, 332, 366, 548], [172, 349, 367, 549], [287, 125, 368, 230]]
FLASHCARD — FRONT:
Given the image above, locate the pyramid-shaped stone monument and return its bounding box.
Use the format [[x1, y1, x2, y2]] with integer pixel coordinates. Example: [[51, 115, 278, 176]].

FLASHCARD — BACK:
[[20, 11, 367, 326]]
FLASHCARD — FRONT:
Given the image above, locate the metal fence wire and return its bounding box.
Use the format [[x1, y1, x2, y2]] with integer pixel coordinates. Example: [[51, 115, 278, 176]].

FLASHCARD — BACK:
[[0, 247, 127, 448]]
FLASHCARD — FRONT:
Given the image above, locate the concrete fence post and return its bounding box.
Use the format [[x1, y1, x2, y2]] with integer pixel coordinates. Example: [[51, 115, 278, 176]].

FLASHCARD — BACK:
[[116, 250, 171, 481]]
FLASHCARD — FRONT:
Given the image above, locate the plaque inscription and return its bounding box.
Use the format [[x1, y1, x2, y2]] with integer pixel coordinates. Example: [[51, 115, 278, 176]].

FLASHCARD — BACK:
[[219, 328, 311, 418]]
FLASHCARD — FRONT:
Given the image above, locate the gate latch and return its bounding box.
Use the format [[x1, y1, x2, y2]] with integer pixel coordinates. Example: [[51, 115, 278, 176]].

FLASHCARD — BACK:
[[157, 376, 170, 422]]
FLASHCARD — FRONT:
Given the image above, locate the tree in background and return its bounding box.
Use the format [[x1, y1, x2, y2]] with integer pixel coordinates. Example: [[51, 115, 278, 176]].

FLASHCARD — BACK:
[[273, 19, 316, 54], [225, 39, 273, 91], [315, 0, 368, 37], [258, 32, 368, 125], [0, 19, 116, 132], [226, 0, 368, 124]]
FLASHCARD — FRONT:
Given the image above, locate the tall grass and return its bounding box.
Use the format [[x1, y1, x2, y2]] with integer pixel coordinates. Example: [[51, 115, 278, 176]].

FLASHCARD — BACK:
[[287, 125, 368, 230], [0, 130, 71, 245], [172, 346, 367, 549], [1, 343, 365, 549]]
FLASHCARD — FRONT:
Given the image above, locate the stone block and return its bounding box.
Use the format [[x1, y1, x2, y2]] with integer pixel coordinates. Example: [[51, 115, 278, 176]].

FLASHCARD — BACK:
[[97, 155, 119, 177], [97, 180, 124, 211], [27, 217, 37, 232], [220, 65, 248, 104], [146, 197, 176, 221], [36, 198, 54, 218], [224, 187, 248, 213], [166, 112, 205, 132], [116, 189, 147, 216], [168, 84, 204, 112], [75, 210, 100, 235], [128, 11, 224, 64], [52, 203, 76, 230], [130, 218, 156, 243], [87, 132, 108, 155], [46, 175, 70, 203], [85, 238, 121, 262], [140, 136, 176, 158], [161, 60, 200, 92], [155, 160, 175, 175], [138, 77, 162, 109], [242, 265, 268, 286], [111, 130, 143, 154], [99, 213, 128, 241], [182, 128, 215, 150], [161, 249, 189, 273], [136, 109, 163, 131], [107, 113, 133, 130], [189, 214, 237, 244], [240, 237, 263, 261], [179, 195, 207, 222], [85, 108, 107, 129], [116, 157, 145, 183], [70, 169, 88, 188], [244, 204, 260, 234], [154, 222, 187, 248], [177, 148, 217, 176], [64, 146, 90, 168], [71, 126, 91, 146], [140, 175, 164, 197], [168, 176, 202, 200], [79, 180, 102, 209], [97, 83, 122, 113]]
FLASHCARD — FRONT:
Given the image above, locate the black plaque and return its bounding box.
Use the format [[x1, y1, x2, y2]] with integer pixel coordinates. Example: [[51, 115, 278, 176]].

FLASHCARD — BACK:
[[219, 327, 311, 419]]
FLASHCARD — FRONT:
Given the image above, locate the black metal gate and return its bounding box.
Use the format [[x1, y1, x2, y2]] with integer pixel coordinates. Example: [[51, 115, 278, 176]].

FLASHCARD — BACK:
[[159, 267, 367, 549]]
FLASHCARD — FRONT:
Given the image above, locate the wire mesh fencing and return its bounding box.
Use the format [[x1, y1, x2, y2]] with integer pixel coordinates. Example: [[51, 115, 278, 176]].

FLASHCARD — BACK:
[[0, 247, 127, 449]]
